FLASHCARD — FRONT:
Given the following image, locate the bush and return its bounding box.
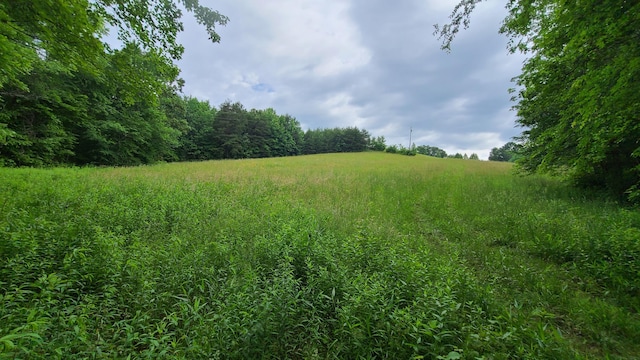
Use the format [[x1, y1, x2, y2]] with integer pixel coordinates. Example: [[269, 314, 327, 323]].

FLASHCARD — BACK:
[[384, 145, 398, 154]]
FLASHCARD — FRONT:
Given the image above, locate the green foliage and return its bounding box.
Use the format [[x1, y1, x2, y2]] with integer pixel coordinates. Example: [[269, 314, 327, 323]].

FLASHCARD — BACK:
[[210, 101, 250, 159], [0, 45, 186, 166], [437, 0, 640, 201], [0, 0, 227, 167], [0, 0, 104, 89], [416, 144, 448, 158], [0, 69, 376, 166], [268, 111, 303, 157], [1, 2, 380, 168], [176, 97, 217, 160], [196, 102, 305, 160], [0, 60, 81, 166], [0, 154, 639, 358], [384, 144, 398, 154], [368, 135, 387, 151], [384, 145, 416, 156], [0, 67, 314, 166], [511, 0, 640, 200], [0, 0, 227, 90], [81, 47, 185, 165], [489, 142, 521, 162], [386, 144, 417, 156], [302, 127, 370, 155]]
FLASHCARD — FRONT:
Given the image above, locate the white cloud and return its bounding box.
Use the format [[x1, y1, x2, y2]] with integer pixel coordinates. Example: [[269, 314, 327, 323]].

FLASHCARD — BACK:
[[320, 92, 370, 128], [256, 1, 371, 78]]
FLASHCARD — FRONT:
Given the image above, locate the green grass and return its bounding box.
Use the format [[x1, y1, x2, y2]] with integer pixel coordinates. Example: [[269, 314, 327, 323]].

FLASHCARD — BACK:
[[1, 152, 638, 359]]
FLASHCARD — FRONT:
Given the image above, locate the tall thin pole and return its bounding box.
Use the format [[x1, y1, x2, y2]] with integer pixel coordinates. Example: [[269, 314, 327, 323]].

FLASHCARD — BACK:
[[409, 127, 413, 150]]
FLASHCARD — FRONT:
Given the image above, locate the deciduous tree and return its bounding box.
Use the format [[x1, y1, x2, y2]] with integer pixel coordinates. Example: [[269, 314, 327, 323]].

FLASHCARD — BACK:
[[416, 145, 447, 158], [489, 142, 520, 162], [436, 0, 640, 200], [0, 0, 227, 89]]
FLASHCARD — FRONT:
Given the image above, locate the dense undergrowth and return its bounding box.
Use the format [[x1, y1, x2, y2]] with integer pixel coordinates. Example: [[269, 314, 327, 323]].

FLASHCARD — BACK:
[[1, 153, 638, 358]]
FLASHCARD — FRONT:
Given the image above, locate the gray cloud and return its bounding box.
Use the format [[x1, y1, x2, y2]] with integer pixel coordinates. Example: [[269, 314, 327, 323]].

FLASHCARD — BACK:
[[176, 0, 526, 158]]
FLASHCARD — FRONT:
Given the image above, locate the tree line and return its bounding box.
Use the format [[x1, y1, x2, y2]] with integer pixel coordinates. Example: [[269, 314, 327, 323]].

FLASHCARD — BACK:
[[176, 100, 304, 162], [415, 145, 479, 160], [6, 0, 637, 199], [0, 1, 375, 167], [177, 99, 374, 161], [0, 55, 374, 167]]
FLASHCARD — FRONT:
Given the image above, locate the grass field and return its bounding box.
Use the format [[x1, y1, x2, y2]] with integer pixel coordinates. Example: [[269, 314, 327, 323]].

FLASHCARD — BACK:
[[1, 152, 639, 359]]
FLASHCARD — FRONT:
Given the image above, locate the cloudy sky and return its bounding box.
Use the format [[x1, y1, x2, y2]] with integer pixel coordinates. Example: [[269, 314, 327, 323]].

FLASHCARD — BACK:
[[175, 0, 527, 159]]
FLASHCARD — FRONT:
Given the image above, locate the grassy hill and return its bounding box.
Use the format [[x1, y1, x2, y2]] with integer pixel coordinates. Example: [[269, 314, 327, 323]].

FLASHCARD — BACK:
[[1, 152, 638, 358]]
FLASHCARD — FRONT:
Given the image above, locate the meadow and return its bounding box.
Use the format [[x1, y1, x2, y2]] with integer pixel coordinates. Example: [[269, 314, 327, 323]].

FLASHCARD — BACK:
[[1, 152, 639, 359]]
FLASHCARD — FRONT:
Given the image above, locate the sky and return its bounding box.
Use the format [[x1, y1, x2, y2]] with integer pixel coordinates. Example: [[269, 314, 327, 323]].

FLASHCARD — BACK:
[[175, 0, 527, 159]]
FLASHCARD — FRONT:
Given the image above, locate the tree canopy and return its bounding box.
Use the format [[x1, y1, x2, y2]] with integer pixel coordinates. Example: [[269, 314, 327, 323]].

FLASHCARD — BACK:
[[489, 142, 521, 162], [0, 1, 227, 89], [437, 0, 640, 201], [302, 127, 370, 155], [415, 145, 447, 158], [0, 0, 228, 161]]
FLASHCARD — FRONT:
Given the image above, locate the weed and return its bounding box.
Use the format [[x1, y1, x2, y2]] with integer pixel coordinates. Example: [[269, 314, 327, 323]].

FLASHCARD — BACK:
[[0, 153, 637, 358]]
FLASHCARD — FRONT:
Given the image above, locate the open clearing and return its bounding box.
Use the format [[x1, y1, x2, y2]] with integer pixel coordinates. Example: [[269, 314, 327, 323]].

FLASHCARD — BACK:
[[1, 152, 639, 359]]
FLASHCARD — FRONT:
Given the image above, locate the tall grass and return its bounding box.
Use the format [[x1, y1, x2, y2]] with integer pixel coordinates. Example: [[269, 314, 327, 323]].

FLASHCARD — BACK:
[[1, 153, 638, 358]]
